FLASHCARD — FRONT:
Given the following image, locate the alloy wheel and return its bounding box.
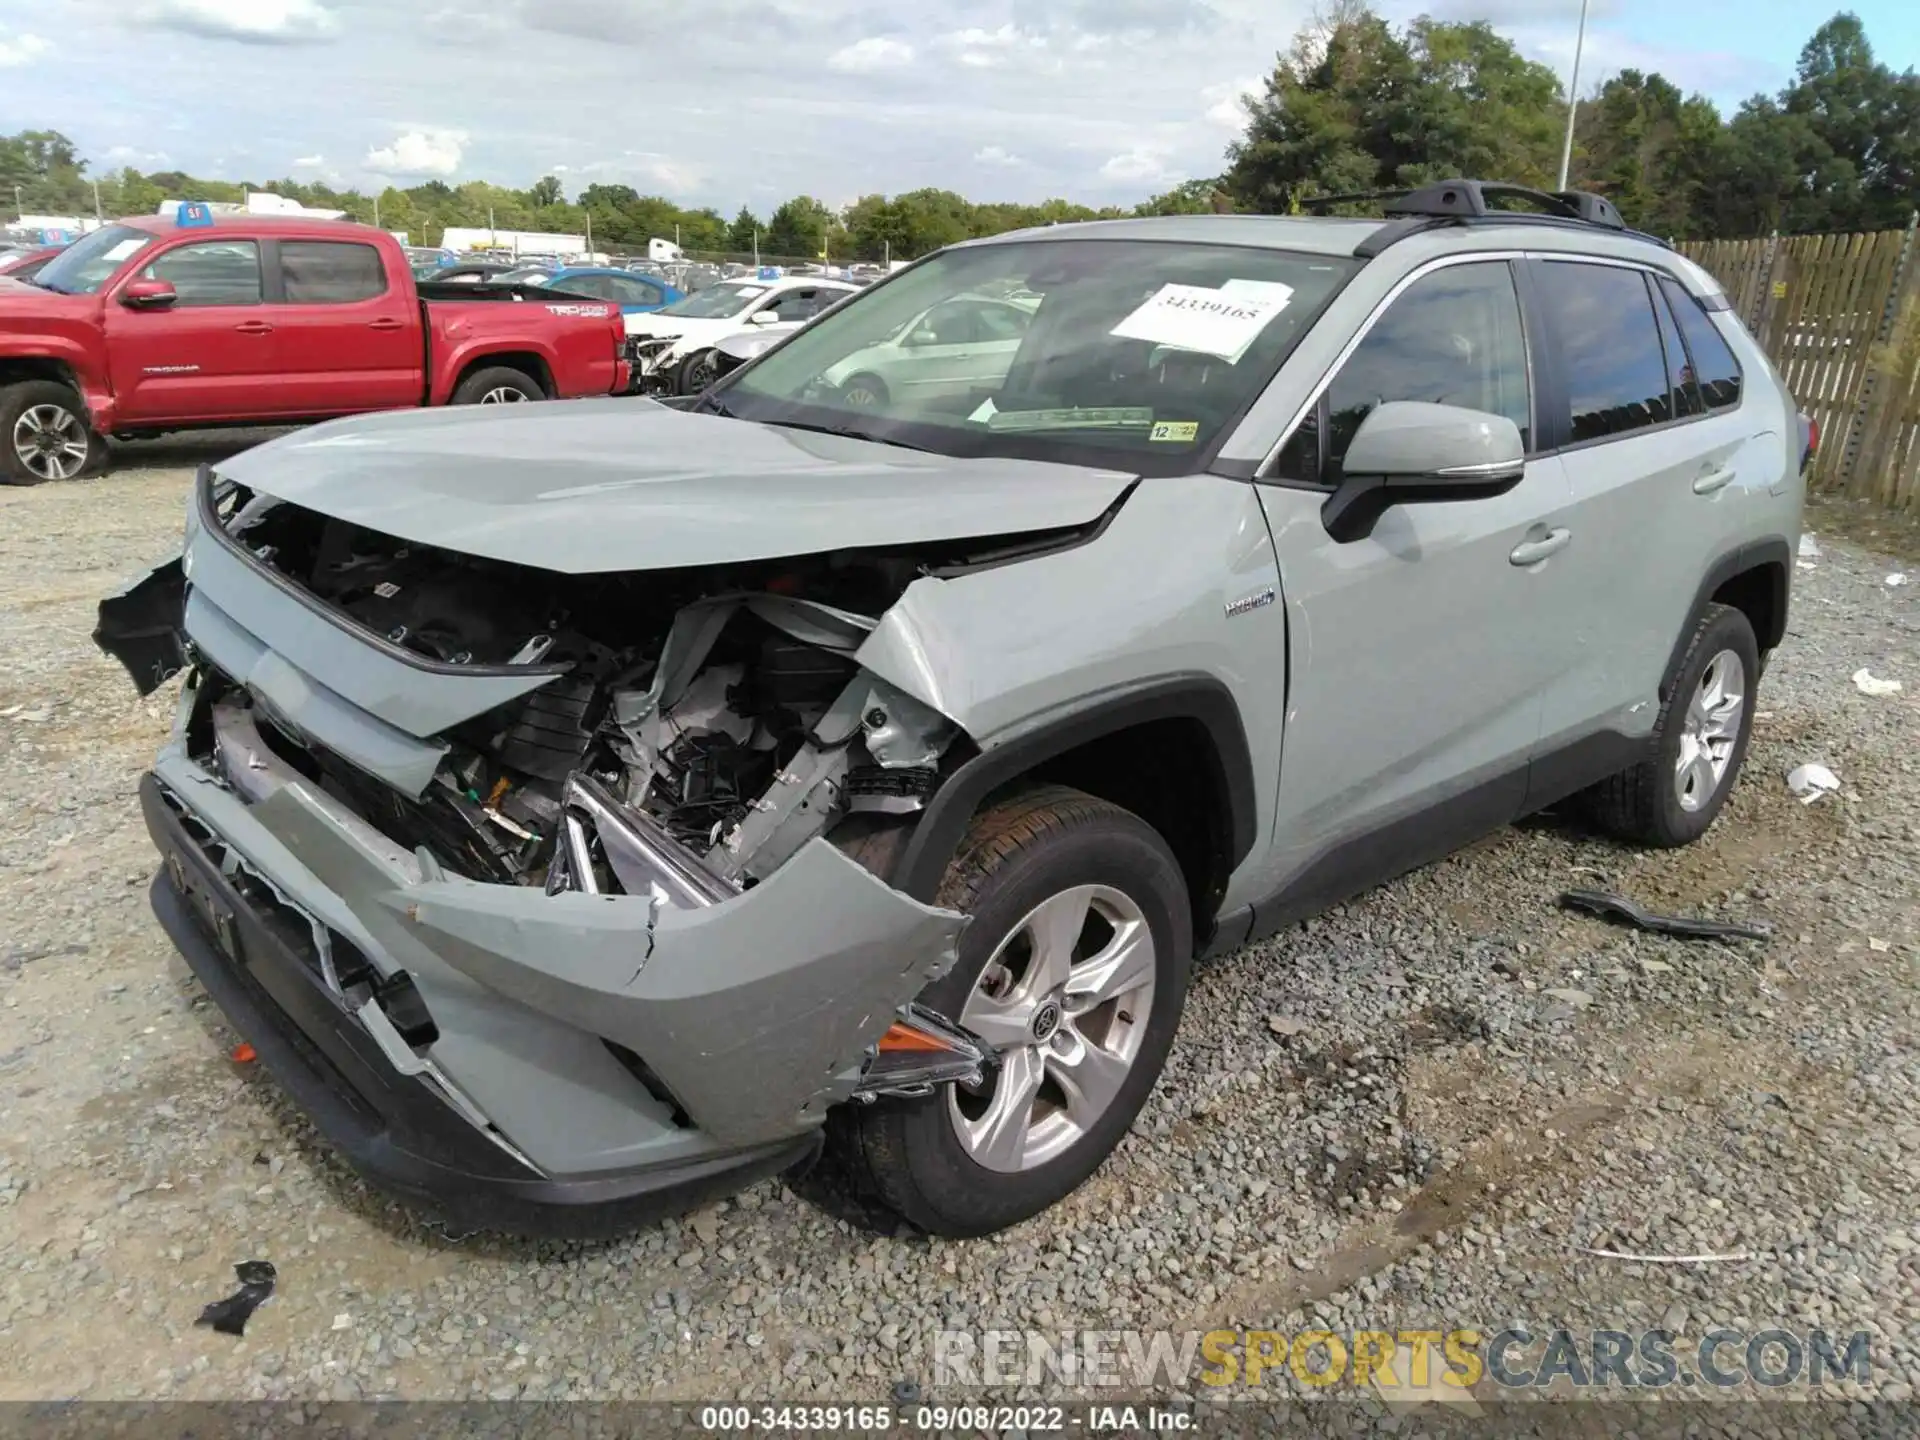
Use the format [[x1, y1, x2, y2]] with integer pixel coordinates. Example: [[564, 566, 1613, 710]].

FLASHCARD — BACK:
[[1674, 648, 1745, 812], [12, 404, 90, 481], [478, 386, 529, 404], [948, 884, 1157, 1173]]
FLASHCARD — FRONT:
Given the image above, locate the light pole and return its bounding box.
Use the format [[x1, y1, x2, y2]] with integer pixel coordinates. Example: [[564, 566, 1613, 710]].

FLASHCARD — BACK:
[[1555, 0, 1591, 191]]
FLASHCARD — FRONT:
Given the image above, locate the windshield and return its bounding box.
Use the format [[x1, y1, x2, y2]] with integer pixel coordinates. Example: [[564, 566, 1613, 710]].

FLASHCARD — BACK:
[[33, 224, 155, 295], [660, 281, 766, 319], [718, 238, 1355, 474], [499, 267, 551, 285]]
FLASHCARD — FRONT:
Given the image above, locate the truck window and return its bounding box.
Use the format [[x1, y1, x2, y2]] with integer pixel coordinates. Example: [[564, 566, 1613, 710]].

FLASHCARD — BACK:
[[143, 241, 263, 307], [280, 241, 387, 303]]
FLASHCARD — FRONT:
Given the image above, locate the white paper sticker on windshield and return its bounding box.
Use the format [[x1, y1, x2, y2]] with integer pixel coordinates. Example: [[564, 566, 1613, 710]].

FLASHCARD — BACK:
[[1110, 281, 1293, 362], [968, 396, 998, 423], [733, 285, 767, 298]]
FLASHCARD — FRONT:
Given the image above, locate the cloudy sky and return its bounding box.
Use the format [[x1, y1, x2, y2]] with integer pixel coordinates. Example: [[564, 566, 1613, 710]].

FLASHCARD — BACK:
[[0, 0, 1910, 212]]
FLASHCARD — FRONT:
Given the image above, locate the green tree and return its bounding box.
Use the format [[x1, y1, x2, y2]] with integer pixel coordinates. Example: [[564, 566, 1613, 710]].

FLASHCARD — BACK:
[[763, 194, 834, 259], [530, 174, 565, 207], [725, 206, 761, 252]]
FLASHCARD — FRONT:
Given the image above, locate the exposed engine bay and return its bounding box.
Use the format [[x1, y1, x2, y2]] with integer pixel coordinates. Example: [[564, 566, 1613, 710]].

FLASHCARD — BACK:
[[210, 483, 973, 896]]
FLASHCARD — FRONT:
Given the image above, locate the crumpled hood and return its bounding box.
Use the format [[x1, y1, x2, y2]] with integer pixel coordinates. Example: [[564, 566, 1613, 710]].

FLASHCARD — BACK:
[[216, 398, 1137, 574]]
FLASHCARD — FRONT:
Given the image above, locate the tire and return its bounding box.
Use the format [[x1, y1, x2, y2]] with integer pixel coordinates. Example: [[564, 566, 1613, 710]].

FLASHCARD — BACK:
[[450, 367, 544, 405], [834, 786, 1191, 1237], [839, 373, 889, 409], [1581, 602, 1759, 848], [677, 350, 719, 395], [2, 380, 104, 486]]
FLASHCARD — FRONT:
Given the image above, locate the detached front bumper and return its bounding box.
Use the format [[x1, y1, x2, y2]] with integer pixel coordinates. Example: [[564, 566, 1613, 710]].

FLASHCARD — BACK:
[[625, 335, 684, 395]]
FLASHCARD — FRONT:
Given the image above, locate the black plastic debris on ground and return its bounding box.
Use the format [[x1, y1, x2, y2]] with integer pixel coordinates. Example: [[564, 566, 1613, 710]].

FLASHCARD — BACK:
[[1559, 888, 1771, 942], [195, 1260, 276, 1336]]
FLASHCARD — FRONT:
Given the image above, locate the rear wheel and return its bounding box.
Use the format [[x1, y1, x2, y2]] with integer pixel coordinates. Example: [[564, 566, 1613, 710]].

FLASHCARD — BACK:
[[2, 380, 102, 485], [1580, 602, 1759, 847], [835, 786, 1190, 1236], [451, 366, 544, 405]]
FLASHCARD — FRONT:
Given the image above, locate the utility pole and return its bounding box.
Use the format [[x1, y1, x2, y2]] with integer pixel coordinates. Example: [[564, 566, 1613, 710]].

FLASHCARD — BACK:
[[1555, 0, 1591, 191], [11, 185, 21, 222], [91, 179, 102, 222], [753, 229, 760, 267], [373, 193, 381, 229], [488, 205, 496, 248], [585, 209, 593, 256]]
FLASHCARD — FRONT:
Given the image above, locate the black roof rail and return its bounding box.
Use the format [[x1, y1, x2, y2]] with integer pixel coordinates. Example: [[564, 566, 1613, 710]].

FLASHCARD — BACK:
[[1297, 177, 1651, 258]]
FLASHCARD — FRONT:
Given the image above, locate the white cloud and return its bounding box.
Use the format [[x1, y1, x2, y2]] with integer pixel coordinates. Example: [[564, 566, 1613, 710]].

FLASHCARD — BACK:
[[1100, 147, 1176, 185], [1202, 76, 1261, 129], [624, 151, 703, 193], [938, 23, 1051, 69], [827, 36, 914, 72], [105, 144, 172, 165], [0, 30, 50, 65], [365, 129, 467, 176], [143, 0, 339, 44], [973, 145, 1024, 166], [292, 154, 326, 167]]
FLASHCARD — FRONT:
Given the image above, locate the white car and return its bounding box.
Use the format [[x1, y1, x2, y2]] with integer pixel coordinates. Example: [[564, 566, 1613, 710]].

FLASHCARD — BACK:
[[626, 276, 857, 394], [820, 293, 1038, 409]]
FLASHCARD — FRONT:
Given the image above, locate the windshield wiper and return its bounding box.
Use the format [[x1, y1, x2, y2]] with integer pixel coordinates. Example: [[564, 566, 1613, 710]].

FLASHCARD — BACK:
[[761, 418, 931, 453]]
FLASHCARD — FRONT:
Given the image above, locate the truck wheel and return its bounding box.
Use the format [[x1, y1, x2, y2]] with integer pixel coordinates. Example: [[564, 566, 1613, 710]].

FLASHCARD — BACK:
[[677, 350, 719, 395], [2, 380, 103, 486], [451, 367, 544, 405], [835, 786, 1191, 1237], [1579, 602, 1759, 848]]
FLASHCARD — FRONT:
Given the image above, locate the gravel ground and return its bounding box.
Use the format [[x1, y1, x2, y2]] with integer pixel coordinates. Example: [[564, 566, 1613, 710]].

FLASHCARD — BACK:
[[0, 444, 1915, 1416]]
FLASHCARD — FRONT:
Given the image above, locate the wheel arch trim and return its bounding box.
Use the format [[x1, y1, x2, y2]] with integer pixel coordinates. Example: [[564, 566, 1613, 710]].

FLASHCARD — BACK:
[[890, 673, 1258, 906]]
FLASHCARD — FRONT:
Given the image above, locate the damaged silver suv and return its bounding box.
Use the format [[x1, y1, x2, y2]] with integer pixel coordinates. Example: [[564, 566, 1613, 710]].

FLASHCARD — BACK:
[[99, 181, 1805, 1238]]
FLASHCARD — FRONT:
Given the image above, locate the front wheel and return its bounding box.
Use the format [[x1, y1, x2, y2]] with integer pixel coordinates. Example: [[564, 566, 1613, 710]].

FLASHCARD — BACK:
[[835, 786, 1191, 1236], [677, 349, 719, 395], [2, 380, 103, 485]]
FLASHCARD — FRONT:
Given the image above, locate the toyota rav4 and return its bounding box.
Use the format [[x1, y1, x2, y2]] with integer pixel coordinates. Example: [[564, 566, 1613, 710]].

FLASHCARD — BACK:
[[98, 181, 1806, 1239]]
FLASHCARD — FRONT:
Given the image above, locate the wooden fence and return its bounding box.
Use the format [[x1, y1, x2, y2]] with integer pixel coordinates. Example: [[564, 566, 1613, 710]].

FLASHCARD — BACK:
[[1679, 221, 1920, 510]]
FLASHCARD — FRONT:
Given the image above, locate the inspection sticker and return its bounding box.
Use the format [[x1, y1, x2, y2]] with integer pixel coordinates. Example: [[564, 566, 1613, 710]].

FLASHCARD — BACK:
[[1111, 280, 1293, 362], [1149, 420, 1199, 442]]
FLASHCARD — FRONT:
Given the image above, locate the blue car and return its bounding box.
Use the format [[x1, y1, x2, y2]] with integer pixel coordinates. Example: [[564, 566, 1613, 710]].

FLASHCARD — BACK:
[[498, 265, 683, 325]]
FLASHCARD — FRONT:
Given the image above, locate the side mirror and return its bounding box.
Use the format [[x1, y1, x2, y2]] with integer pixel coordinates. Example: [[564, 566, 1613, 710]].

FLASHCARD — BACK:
[[1321, 401, 1526, 543], [121, 278, 178, 309], [748, 309, 782, 326]]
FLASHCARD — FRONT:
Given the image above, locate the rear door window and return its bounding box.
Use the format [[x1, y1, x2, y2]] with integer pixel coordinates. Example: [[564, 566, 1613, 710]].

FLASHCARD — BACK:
[[1659, 276, 1743, 411], [279, 241, 387, 303], [1536, 262, 1671, 442]]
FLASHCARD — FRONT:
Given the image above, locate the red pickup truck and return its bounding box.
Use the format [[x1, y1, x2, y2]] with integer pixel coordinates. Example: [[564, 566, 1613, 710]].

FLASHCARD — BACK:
[[0, 210, 630, 484]]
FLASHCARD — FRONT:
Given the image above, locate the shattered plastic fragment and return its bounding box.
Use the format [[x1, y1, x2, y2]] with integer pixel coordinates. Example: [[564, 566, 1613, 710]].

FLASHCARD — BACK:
[[1786, 763, 1841, 804], [1798, 533, 1820, 558], [1559, 889, 1770, 942], [1852, 668, 1903, 696], [230, 1042, 256, 1063], [1887, 573, 1910, 587], [195, 1260, 276, 1336]]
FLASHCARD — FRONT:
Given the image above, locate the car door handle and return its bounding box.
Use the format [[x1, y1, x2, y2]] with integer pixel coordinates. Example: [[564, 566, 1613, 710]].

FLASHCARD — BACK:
[[368, 317, 404, 331], [1509, 528, 1571, 566], [233, 321, 273, 335], [1692, 466, 1736, 495]]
